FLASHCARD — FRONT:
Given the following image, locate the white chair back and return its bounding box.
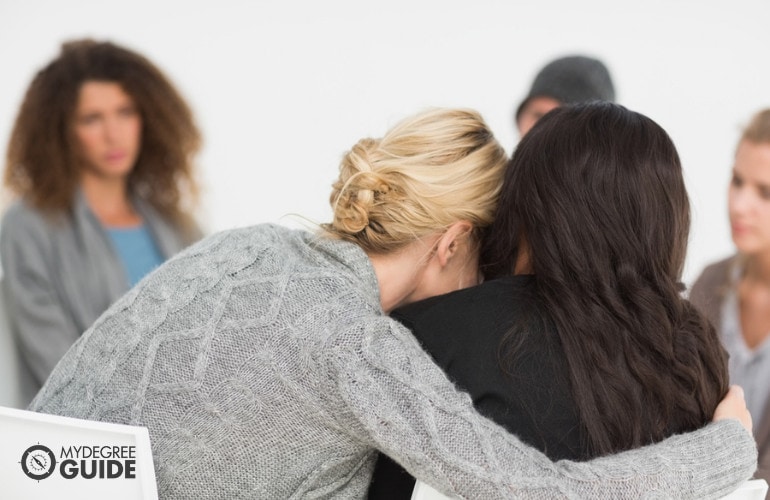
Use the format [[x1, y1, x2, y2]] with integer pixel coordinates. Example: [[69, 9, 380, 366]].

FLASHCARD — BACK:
[[720, 479, 769, 500], [412, 480, 453, 500], [0, 406, 158, 499]]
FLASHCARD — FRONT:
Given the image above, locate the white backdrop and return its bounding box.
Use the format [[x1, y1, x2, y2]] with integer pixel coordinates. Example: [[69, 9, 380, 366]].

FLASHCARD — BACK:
[[1, 0, 769, 287]]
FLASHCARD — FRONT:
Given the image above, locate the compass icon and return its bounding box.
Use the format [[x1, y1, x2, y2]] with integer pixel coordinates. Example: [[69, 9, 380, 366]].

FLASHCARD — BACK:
[[20, 444, 57, 480]]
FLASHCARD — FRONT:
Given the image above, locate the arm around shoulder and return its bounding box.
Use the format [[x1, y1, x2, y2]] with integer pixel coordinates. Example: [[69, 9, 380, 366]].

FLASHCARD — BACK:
[[327, 317, 757, 499], [689, 258, 733, 313]]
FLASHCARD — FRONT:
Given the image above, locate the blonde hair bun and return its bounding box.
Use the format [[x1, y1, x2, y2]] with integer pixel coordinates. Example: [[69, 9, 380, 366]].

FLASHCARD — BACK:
[[330, 138, 394, 234], [324, 108, 507, 254]]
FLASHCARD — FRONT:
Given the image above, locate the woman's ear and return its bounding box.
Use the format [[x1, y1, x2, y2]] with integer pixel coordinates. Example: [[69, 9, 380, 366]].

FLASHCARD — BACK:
[[435, 221, 474, 267]]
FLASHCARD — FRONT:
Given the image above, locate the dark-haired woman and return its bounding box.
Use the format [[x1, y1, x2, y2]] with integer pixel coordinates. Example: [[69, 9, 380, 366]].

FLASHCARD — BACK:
[[0, 39, 203, 398], [369, 102, 735, 498]]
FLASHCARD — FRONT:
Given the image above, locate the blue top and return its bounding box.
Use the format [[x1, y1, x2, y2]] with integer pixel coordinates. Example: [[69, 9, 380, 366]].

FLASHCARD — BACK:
[[106, 225, 165, 286]]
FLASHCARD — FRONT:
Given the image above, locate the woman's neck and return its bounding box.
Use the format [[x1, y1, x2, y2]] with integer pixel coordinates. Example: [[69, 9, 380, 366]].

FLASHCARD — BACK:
[[368, 245, 427, 314], [80, 174, 141, 227], [368, 233, 447, 313], [367, 224, 479, 313]]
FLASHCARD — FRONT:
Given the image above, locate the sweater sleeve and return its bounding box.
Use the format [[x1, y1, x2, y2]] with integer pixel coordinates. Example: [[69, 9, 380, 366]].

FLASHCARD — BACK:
[[326, 317, 757, 499], [0, 208, 81, 387]]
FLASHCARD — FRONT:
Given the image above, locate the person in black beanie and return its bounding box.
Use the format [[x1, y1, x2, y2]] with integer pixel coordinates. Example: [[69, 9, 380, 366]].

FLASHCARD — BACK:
[[515, 54, 615, 136]]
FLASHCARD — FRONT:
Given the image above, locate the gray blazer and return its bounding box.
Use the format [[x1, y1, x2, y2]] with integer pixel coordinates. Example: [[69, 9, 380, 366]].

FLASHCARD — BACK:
[[690, 255, 770, 489], [0, 192, 201, 402]]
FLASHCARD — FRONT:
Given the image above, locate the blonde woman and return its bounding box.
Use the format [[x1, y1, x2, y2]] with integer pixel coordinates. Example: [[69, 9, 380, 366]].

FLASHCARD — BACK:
[[31, 108, 754, 498], [691, 108, 770, 487], [0, 39, 202, 396]]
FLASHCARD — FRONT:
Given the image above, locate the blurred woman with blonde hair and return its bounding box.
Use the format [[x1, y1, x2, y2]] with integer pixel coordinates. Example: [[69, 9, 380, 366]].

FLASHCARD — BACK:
[[691, 108, 770, 487], [29, 107, 755, 498], [0, 38, 203, 397]]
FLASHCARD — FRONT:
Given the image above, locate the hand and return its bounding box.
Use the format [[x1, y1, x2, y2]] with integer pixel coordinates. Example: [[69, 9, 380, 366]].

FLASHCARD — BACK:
[[713, 385, 753, 435]]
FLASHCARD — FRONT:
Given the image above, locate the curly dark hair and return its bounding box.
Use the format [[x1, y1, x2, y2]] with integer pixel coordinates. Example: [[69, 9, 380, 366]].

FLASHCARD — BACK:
[[3, 38, 201, 228], [482, 102, 729, 457]]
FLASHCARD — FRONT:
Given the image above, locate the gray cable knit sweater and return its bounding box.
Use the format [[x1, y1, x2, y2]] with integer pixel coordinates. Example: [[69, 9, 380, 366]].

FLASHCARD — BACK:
[[30, 224, 757, 499]]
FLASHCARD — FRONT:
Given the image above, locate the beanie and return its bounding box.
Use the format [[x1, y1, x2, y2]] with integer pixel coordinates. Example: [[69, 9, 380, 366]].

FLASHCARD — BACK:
[[515, 55, 616, 122]]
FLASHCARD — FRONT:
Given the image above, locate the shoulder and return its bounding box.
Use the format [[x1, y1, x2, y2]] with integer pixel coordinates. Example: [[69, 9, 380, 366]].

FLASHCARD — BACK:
[[200, 223, 317, 254], [394, 276, 532, 325], [689, 255, 736, 326], [162, 223, 291, 265], [392, 276, 535, 352], [689, 256, 735, 301], [2, 199, 48, 228], [154, 224, 375, 305], [698, 256, 734, 280], [0, 200, 65, 245]]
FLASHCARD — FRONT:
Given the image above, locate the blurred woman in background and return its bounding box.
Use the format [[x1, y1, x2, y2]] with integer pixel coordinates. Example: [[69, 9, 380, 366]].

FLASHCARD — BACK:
[[1, 38, 203, 397], [691, 108, 770, 487]]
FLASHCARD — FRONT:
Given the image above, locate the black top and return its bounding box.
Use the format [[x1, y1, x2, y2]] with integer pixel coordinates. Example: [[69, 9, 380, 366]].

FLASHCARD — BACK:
[[368, 276, 586, 499]]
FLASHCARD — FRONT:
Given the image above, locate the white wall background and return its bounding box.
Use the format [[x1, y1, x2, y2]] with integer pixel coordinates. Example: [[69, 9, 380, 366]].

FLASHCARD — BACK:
[[1, 0, 769, 288]]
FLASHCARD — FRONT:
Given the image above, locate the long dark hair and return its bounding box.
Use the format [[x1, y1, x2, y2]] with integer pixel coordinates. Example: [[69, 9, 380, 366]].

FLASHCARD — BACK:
[[4, 38, 200, 231], [482, 102, 728, 456]]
